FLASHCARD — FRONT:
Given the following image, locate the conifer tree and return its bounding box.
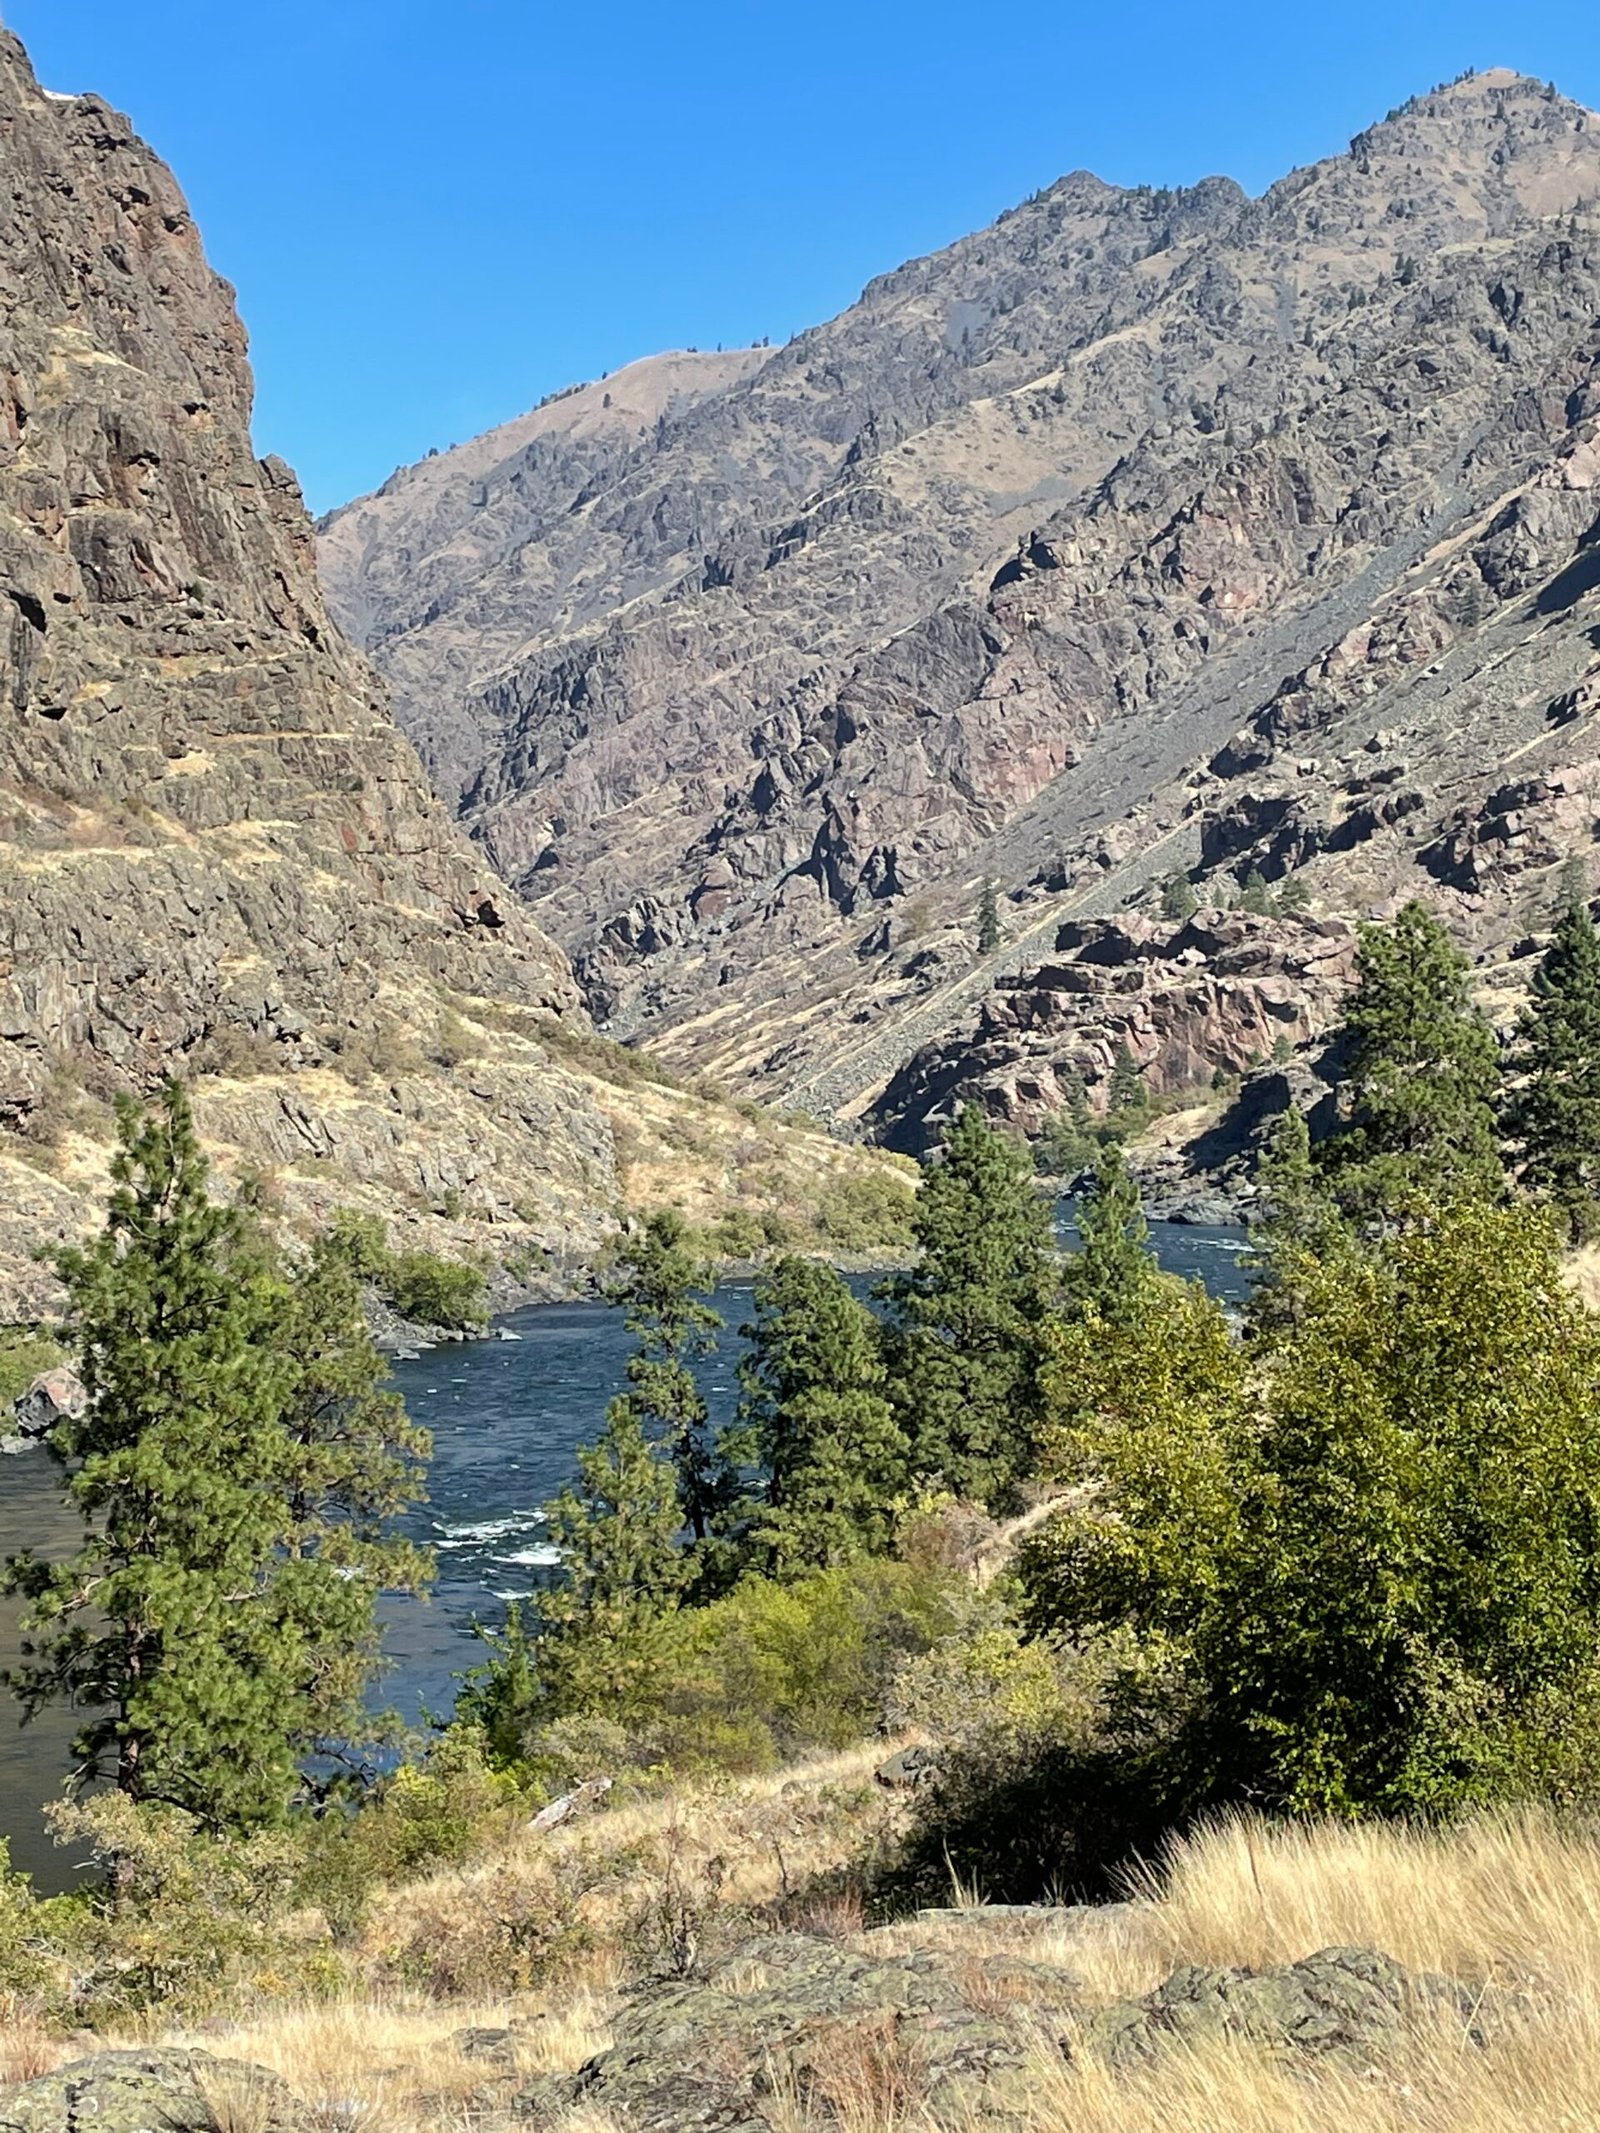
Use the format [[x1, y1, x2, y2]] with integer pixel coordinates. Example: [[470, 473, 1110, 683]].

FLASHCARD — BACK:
[[1246, 1106, 1348, 1333], [736, 1256, 907, 1575], [977, 878, 1002, 955], [881, 1106, 1054, 1507], [536, 1398, 687, 1713], [1062, 1144, 1159, 1325], [1507, 894, 1600, 1237], [1240, 868, 1273, 916], [5, 1086, 302, 1827], [273, 1229, 432, 1755], [1322, 900, 1502, 1220], [604, 1210, 728, 1545], [1107, 1044, 1147, 1122], [1160, 872, 1199, 922]]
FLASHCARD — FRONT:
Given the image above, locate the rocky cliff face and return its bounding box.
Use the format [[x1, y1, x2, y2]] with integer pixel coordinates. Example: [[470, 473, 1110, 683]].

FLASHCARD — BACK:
[[0, 33, 878, 1313], [321, 70, 1600, 1143]]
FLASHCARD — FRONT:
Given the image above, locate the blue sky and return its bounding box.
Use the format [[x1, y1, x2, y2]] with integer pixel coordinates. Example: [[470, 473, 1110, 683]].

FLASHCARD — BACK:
[[9, 1, 1597, 514]]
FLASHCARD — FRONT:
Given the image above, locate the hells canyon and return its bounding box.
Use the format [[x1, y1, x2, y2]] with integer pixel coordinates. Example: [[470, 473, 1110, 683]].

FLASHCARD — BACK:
[[321, 68, 1600, 1169], [8, 43, 1600, 1304]]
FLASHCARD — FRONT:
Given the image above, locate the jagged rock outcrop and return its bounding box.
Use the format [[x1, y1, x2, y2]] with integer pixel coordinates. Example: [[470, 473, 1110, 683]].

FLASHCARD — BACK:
[[871, 911, 1357, 1154], [322, 71, 1600, 1130]]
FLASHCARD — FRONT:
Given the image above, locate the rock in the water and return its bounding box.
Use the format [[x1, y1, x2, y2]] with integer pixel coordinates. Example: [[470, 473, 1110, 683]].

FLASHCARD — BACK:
[[11, 1368, 85, 1438], [0, 2049, 305, 2133]]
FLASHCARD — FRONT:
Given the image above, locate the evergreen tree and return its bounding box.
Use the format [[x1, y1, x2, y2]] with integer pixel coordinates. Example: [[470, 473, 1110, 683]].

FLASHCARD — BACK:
[[1322, 901, 1502, 1220], [1160, 872, 1199, 923], [536, 1398, 688, 1714], [1507, 894, 1600, 1237], [880, 1107, 1054, 1508], [604, 1211, 728, 1546], [1277, 873, 1313, 916], [1107, 1044, 1147, 1122], [5, 1087, 302, 1828], [1063, 1145, 1159, 1324], [736, 1257, 907, 1575], [1239, 868, 1272, 916], [273, 1229, 432, 1757], [977, 879, 1002, 955], [1245, 1106, 1348, 1333]]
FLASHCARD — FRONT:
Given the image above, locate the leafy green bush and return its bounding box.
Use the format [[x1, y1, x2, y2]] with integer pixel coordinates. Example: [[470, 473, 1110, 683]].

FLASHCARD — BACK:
[[35, 1795, 338, 2024], [1025, 1201, 1600, 1830], [664, 1559, 964, 1762], [325, 1208, 488, 1330], [329, 1726, 521, 1885], [467, 1560, 968, 1783], [385, 1247, 488, 1329], [814, 1170, 916, 1255]]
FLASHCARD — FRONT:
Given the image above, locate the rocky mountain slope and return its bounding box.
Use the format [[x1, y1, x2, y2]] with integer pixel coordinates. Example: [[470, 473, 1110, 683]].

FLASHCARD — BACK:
[[0, 32, 893, 1314], [322, 70, 1600, 1149]]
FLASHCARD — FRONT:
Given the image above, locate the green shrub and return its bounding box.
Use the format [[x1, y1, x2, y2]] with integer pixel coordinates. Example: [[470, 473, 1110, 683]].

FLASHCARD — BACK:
[[325, 1208, 488, 1330], [814, 1170, 916, 1255], [1025, 1201, 1600, 1831], [37, 1795, 337, 2023], [333, 1726, 521, 1884], [386, 1246, 487, 1329], [652, 1558, 968, 1770], [0, 1329, 64, 1407]]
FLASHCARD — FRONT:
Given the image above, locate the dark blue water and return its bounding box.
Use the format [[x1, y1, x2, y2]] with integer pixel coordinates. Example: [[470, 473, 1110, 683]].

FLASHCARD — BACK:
[[1, 1220, 1249, 1885]]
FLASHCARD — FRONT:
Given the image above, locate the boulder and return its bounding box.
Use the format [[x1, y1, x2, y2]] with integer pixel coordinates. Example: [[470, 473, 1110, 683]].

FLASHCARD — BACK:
[[874, 1744, 940, 1789], [518, 1932, 1080, 2129], [1075, 1944, 1488, 2069], [0, 2049, 305, 2133], [11, 1368, 85, 1439]]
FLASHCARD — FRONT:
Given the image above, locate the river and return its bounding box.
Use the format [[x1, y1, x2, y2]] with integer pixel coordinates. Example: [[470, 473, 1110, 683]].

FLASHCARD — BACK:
[[0, 1220, 1249, 1888]]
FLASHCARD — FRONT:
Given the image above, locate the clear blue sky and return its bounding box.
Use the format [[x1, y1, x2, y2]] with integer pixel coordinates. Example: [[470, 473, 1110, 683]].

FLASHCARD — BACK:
[[9, 0, 1596, 514]]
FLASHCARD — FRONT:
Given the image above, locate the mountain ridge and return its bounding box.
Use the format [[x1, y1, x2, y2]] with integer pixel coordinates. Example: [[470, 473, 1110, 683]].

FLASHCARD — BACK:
[[317, 67, 1600, 1152]]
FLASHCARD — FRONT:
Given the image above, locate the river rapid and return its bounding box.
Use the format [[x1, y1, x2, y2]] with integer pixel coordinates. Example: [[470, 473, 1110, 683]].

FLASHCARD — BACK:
[[0, 1220, 1250, 1889]]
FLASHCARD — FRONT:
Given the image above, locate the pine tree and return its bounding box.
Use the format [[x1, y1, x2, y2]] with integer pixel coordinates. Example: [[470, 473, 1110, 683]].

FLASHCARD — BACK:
[[5, 1086, 303, 1828], [1246, 1106, 1348, 1332], [1240, 868, 1272, 916], [1277, 873, 1313, 916], [1107, 1043, 1147, 1121], [273, 1229, 432, 1759], [1507, 895, 1600, 1237], [1160, 872, 1199, 923], [536, 1397, 688, 1714], [1063, 1144, 1159, 1324], [604, 1211, 728, 1546], [880, 1106, 1054, 1507], [977, 879, 1002, 955], [1322, 901, 1503, 1220], [737, 1257, 907, 1575]]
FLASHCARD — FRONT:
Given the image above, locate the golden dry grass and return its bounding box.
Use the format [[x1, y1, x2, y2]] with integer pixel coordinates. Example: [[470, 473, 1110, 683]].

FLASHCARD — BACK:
[[120, 1788, 1600, 2132]]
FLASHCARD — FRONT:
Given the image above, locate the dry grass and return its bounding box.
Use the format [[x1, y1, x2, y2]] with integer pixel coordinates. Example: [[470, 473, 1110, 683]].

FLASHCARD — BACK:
[[131, 1744, 901, 2130], [116, 1783, 1600, 2133], [161, 1991, 614, 2131], [1003, 1991, 1600, 2133], [0, 2002, 69, 2083]]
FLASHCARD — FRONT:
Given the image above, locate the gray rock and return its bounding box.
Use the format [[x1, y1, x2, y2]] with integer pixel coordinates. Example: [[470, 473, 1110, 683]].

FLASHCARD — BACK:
[[0, 2048, 306, 2133], [1075, 1944, 1488, 2069]]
